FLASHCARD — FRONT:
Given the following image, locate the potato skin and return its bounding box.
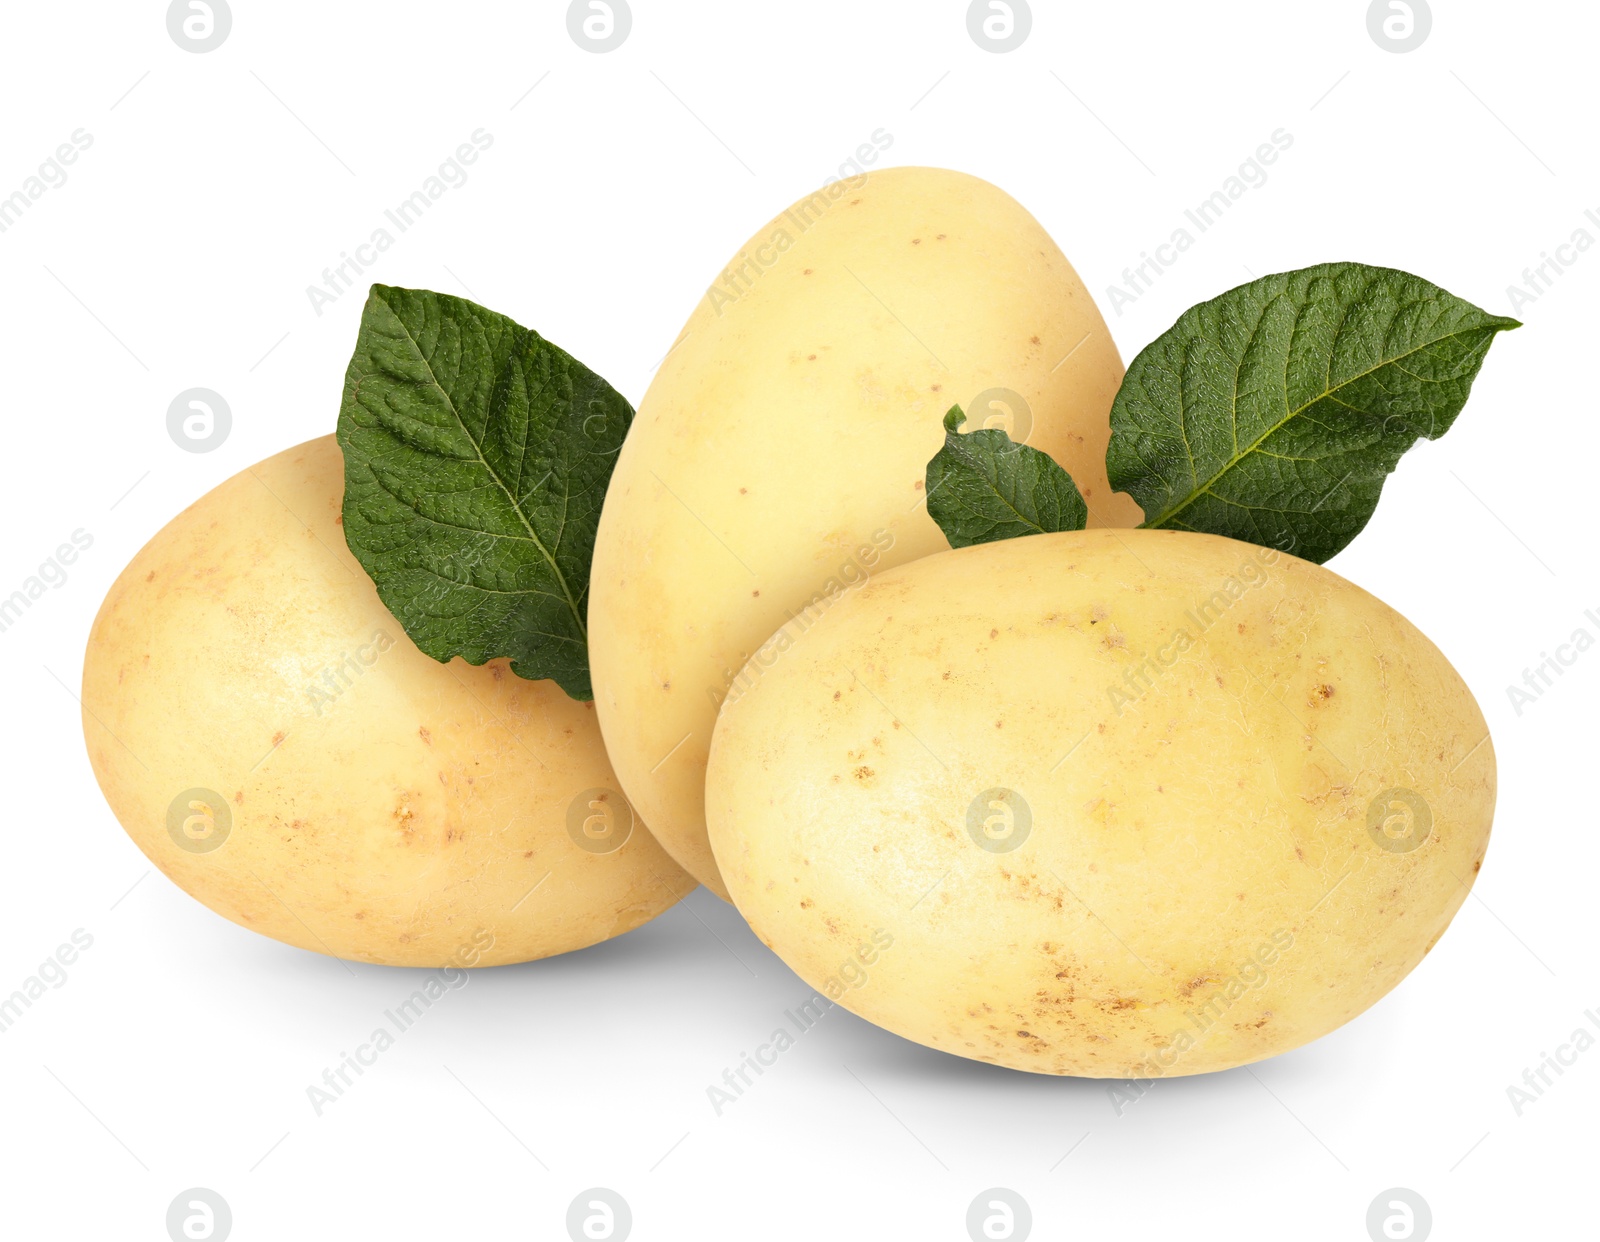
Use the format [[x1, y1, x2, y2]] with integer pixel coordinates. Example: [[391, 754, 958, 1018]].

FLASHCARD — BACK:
[[705, 530, 1495, 1076], [82, 437, 693, 967], [590, 165, 1137, 899]]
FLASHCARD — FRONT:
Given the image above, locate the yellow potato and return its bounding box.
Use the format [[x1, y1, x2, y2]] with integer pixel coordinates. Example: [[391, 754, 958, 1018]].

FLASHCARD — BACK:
[[590, 165, 1137, 898], [705, 530, 1495, 1076], [82, 437, 693, 967]]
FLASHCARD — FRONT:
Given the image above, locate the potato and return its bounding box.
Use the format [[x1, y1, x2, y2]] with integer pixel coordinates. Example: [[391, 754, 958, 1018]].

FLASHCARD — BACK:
[[82, 437, 693, 967], [590, 165, 1137, 898], [705, 530, 1495, 1076]]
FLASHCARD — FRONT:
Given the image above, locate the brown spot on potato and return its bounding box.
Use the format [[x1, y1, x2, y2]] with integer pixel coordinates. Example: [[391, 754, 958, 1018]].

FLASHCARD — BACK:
[[854, 765, 875, 783], [418, 726, 432, 745], [800, 898, 813, 909], [271, 731, 286, 746]]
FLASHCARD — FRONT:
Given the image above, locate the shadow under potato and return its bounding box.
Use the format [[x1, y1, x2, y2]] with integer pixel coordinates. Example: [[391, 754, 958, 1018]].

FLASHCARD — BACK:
[[493, 888, 742, 977], [251, 879, 1399, 1101]]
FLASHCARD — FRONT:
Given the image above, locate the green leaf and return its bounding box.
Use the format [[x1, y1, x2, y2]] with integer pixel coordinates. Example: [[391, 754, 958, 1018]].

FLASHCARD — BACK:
[[1106, 262, 1519, 563], [337, 284, 633, 701], [926, 406, 1088, 548]]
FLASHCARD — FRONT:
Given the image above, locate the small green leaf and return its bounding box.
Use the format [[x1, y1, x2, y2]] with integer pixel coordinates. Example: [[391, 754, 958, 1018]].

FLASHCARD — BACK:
[[1107, 262, 1519, 562], [337, 284, 633, 701], [926, 406, 1088, 548]]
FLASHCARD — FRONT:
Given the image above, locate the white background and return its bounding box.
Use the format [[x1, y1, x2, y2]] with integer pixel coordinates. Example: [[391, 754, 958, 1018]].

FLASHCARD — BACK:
[[0, 1, 1592, 1239]]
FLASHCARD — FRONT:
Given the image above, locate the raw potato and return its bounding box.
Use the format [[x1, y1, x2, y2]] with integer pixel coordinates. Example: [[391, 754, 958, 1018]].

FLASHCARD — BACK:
[[82, 437, 694, 967], [705, 530, 1495, 1076], [590, 165, 1138, 899]]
